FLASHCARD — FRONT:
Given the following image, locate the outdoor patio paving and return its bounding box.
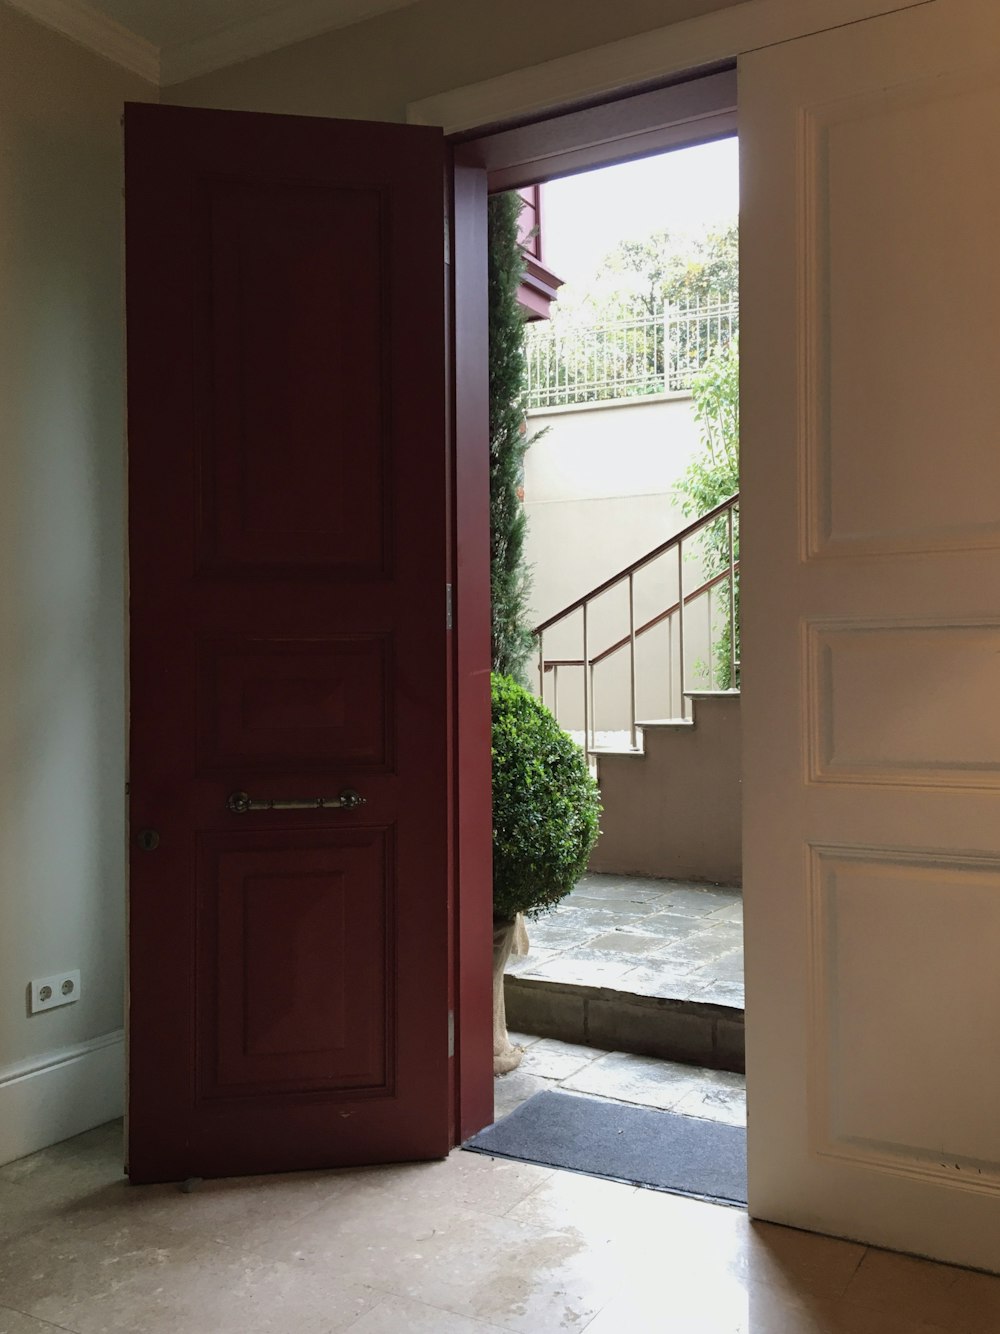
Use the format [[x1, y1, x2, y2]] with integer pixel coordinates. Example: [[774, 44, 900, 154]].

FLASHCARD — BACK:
[[495, 1034, 746, 1127], [506, 872, 744, 1009]]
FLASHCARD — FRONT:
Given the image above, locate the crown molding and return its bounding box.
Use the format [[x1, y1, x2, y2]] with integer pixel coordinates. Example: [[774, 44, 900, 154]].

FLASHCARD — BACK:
[[4, 0, 418, 89], [4, 0, 159, 82], [159, 0, 416, 86]]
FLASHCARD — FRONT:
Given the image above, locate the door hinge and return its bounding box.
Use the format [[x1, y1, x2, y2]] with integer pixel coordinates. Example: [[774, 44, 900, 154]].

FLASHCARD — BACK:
[[446, 583, 453, 631], [447, 1010, 455, 1058]]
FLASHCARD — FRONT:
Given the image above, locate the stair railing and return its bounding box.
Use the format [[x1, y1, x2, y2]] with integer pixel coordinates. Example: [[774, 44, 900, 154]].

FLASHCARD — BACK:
[[534, 493, 739, 753]]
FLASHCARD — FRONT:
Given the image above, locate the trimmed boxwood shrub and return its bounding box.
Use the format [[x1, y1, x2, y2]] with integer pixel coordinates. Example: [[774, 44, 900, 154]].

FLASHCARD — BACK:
[[492, 672, 602, 921]]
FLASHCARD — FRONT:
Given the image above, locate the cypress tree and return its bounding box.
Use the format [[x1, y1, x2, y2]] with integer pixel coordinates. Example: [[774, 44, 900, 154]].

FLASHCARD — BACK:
[[488, 191, 537, 683]]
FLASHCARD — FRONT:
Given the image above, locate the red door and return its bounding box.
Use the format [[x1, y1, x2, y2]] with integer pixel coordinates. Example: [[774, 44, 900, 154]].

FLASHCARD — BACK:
[[125, 103, 465, 1183]]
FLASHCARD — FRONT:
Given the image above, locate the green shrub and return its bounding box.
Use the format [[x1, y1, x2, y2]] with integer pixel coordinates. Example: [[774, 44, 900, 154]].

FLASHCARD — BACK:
[[491, 673, 602, 921]]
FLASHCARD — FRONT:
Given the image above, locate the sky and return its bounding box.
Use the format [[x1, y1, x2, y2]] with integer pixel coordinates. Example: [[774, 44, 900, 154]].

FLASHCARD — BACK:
[[540, 136, 739, 291]]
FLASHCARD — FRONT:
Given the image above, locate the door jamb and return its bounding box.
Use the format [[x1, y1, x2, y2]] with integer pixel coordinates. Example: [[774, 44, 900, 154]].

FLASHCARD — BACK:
[[408, 0, 931, 135]]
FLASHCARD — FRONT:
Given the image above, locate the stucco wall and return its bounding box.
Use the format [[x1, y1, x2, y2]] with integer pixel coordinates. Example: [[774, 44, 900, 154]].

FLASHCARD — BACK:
[[524, 395, 719, 728], [0, 5, 156, 1160], [524, 394, 701, 625]]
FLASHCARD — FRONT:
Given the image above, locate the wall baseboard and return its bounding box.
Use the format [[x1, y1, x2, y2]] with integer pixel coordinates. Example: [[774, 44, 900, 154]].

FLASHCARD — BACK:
[[0, 1030, 124, 1167]]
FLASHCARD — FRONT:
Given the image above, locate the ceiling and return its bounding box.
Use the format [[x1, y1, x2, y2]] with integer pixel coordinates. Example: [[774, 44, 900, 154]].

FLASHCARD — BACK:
[[8, 0, 417, 85]]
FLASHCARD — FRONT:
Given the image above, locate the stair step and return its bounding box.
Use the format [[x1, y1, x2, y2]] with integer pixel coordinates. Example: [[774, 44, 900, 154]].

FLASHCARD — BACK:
[[504, 974, 744, 1075]]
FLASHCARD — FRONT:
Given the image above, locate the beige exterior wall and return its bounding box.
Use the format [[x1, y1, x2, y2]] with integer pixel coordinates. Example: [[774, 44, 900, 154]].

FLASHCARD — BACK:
[[524, 393, 701, 626], [591, 694, 741, 884], [525, 395, 719, 728], [0, 5, 157, 1155]]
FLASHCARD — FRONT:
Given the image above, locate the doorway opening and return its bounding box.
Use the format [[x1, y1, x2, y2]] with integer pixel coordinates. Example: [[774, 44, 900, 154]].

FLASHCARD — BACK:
[[476, 112, 745, 1206]]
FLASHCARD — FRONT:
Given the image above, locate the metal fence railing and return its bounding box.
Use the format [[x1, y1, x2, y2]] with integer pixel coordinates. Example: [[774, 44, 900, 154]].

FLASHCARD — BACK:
[[524, 297, 738, 410]]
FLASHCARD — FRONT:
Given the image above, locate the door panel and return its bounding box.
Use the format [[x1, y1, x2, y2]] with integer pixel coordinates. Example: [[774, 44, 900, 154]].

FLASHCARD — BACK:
[[741, 0, 1000, 1270], [125, 103, 454, 1182], [201, 179, 388, 571], [200, 830, 391, 1095], [198, 636, 391, 771]]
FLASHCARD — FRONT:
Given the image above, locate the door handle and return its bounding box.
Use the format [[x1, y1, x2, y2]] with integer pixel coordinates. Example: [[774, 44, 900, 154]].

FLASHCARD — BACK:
[[226, 789, 366, 814]]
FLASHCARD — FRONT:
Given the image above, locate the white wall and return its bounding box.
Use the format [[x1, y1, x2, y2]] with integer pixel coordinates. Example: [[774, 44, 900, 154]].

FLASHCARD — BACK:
[[0, 5, 156, 1164]]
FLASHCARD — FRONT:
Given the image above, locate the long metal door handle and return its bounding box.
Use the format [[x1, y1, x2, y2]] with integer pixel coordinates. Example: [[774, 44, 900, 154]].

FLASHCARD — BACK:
[[226, 789, 366, 814]]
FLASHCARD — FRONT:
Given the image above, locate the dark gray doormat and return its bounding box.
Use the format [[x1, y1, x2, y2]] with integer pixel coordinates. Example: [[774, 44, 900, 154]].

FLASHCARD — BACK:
[[464, 1089, 747, 1206]]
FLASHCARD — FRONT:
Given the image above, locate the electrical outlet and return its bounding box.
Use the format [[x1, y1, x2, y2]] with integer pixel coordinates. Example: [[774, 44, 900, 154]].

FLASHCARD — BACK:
[[30, 970, 81, 1014]]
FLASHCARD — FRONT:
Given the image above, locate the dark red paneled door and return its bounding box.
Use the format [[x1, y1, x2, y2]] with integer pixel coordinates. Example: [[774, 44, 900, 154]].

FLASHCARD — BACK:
[[124, 103, 454, 1183]]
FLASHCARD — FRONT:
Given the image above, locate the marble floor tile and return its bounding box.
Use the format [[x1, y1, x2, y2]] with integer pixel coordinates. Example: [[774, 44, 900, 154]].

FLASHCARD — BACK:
[[0, 1309, 77, 1334], [0, 1211, 381, 1334], [839, 1246, 1000, 1333], [504, 1163, 645, 1241], [260, 1193, 620, 1334], [6, 1116, 1000, 1334], [346, 1293, 511, 1333], [352, 1148, 554, 1220]]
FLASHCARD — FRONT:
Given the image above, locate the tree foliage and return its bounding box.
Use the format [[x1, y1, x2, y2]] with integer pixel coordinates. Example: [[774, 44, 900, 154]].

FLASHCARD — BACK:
[[556, 223, 738, 325], [488, 191, 537, 683], [491, 673, 602, 921], [674, 339, 740, 688]]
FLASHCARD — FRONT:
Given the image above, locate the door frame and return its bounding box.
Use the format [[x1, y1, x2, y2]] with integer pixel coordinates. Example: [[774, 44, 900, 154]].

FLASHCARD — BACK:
[[448, 69, 745, 1143], [445, 0, 932, 1155]]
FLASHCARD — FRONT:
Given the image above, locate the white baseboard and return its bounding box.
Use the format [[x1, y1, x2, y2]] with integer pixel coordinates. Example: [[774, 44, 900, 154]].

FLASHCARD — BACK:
[[0, 1029, 124, 1166]]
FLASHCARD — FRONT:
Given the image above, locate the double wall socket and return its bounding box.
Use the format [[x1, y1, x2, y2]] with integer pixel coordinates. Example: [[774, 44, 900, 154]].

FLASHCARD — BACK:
[[29, 970, 81, 1014]]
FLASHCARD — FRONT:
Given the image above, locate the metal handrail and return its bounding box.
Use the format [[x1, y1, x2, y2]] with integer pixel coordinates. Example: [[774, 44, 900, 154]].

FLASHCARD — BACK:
[[541, 563, 739, 673], [533, 493, 739, 636], [534, 492, 740, 750]]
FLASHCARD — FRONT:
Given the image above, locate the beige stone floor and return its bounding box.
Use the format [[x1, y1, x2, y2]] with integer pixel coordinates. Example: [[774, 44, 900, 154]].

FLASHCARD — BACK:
[[3, 1121, 1000, 1332]]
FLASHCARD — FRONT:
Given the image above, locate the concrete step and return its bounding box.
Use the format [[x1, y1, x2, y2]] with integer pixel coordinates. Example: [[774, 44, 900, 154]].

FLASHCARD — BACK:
[[590, 690, 741, 883], [504, 973, 744, 1075]]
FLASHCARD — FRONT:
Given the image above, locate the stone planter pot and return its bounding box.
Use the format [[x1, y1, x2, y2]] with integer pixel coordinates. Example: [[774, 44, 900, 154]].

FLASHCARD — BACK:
[[493, 914, 529, 1075]]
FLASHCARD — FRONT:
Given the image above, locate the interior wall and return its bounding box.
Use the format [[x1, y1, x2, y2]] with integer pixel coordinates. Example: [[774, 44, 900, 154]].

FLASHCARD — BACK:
[[0, 3, 156, 1163], [164, 0, 741, 122]]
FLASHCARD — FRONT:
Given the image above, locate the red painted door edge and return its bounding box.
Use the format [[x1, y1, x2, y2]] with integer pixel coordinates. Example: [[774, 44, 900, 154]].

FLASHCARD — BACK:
[[451, 150, 495, 1143]]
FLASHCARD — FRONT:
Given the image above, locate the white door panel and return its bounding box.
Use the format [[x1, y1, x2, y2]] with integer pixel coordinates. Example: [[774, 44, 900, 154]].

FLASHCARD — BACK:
[[741, 0, 1000, 1270]]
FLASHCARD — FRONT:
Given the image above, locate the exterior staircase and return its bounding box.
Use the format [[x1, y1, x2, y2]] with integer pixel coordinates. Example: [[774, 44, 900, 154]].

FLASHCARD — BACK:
[[590, 691, 741, 884], [515, 501, 744, 1070]]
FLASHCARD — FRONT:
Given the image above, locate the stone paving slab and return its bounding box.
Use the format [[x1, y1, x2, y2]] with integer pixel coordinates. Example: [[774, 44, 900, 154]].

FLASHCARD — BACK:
[[508, 872, 744, 1007], [498, 1034, 747, 1128]]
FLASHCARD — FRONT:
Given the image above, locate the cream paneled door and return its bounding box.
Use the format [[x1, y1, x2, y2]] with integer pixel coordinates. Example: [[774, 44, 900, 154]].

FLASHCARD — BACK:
[[740, 0, 1000, 1272]]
